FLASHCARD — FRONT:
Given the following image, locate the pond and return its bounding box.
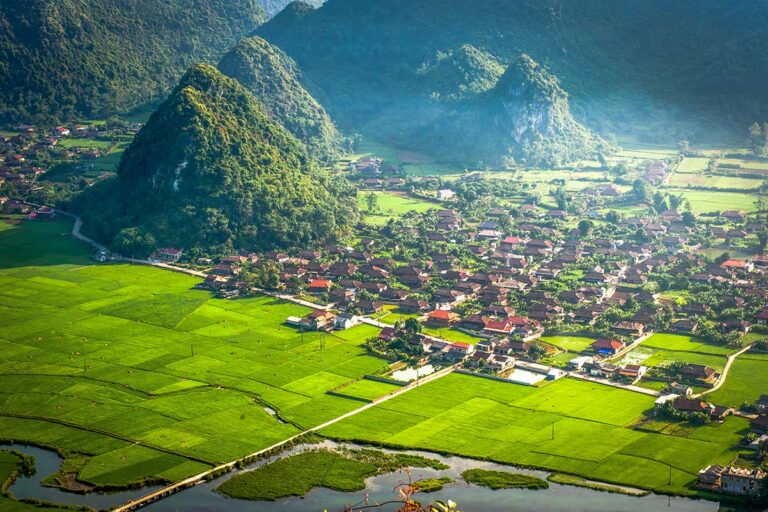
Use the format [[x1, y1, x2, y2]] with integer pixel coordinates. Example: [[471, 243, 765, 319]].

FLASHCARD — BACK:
[[1, 441, 739, 512]]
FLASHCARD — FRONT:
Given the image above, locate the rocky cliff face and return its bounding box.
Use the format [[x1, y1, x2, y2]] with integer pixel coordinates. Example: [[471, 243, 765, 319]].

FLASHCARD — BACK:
[[485, 55, 606, 166]]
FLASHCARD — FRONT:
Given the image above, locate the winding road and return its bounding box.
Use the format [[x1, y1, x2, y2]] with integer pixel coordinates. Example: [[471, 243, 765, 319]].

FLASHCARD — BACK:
[[692, 343, 754, 399]]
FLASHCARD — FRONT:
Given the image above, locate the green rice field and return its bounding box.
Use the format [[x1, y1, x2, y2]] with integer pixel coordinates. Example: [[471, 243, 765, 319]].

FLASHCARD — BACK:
[[357, 191, 439, 225], [539, 335, 597, 353], [0, 219, 389, 488], [640, 334, 735, 356], [709, 352, 768, 407], [334, 378, 402, 401], [321, 373, 747, 495], [662, 189, 760, 213]]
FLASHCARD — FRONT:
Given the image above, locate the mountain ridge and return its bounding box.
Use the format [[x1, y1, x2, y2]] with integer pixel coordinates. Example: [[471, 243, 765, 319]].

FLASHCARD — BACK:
[[0, 0, 266, 124], [78, 64, 358, 255], [218, 36, 346, 161], [258, 0, 768, 147]]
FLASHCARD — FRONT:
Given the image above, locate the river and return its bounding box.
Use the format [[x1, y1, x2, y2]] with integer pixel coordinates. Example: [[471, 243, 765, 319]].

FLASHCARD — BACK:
[[1, 442, 744, 512]]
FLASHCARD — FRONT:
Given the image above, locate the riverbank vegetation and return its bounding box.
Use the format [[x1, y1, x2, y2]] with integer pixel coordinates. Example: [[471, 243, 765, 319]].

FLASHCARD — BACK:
[[461, 469, 548, 490], [215, 449, 448, 500], [547, 473, 650, 496]]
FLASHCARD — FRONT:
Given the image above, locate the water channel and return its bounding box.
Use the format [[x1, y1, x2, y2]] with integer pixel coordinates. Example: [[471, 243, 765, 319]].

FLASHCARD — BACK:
[[2, 441, 751, 512]]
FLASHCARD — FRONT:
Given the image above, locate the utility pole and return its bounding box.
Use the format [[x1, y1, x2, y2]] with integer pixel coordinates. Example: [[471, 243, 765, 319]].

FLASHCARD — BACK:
[[191, 344, 194, 357]]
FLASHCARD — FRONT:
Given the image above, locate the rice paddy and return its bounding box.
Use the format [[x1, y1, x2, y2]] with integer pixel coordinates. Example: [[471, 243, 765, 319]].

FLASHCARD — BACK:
[[708, 353, 768, 407], [321, 373, 747, 495], [357, 191, 439, 225], [0, 219, 389, 488]]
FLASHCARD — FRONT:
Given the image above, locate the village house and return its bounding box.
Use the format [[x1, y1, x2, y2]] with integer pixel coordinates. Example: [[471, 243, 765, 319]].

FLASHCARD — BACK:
[[670, 318, 699, 334], [611, 321, 644, 337], [720, 210, 747, 223], [400, 298, 430, 313], [358, 299, 385, 314], [750, 415, 768, 433], [426, 310, 460, 328], [681, 364, 717, 383], [307, 279, 333, 293], [756, 395, 768, 414], [304, 310, 337, 331], [618, 364, 646, 382], [445, 341, 475, 361], [673, 397, 730, 419], [667, 382, 693, 397], [714, 466, 766, 497], [153, 248, 183, 263], [488, 354, 515, 372], [334, 313, 360, 330], [590, 338, 625, 356], [465, 350, 494, 369]]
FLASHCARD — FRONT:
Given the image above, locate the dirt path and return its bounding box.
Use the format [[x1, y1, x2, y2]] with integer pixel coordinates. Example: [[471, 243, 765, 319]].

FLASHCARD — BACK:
[[692, 344, 753, 399]]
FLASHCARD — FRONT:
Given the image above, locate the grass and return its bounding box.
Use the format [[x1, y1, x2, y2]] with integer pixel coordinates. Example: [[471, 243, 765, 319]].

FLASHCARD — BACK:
[[539, 335, 596, 353], [335, 379, 402, 401], [661, 188, 760, 213], [413, 477, 453, 493], [641, 333, 735, 356], [422, 327, 484, 345], [321, 373, 746, 495], [0, 450, 21, 489], [667, 173, 764, 190], [547, 473, 649, 496], [461, 469, 548, 490], [55, 138, 114, 150], [0, 219, 391, 488], [358, 192, 438, 225], [216, 451, 376, 500], [708, 353, 768, 407], [215, 449, 447, 500], [676, 157, 711, 173]]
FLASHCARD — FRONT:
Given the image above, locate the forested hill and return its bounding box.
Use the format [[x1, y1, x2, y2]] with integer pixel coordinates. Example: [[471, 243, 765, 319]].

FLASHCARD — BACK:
[[218, 36, 346, 160], [0, 0, 266, 124], [259, 0, 768, 147], [77, 64, 358, 256]]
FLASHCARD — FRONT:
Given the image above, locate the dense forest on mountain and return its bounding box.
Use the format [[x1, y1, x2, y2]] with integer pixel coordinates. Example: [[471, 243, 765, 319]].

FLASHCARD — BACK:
[[77, 64, 358, 256], [259, 0, 768, 154], [0, 0, 265, 124], [218, 36, 347, 161]]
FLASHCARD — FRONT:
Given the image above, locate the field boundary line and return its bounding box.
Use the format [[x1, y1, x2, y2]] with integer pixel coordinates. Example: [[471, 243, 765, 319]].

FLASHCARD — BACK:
[[111, 364, 457, 511], [0, 413, 215, 465]]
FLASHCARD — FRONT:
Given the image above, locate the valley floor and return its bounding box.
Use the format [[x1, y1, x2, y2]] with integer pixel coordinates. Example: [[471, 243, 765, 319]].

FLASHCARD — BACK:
[[0, 218, 760, 509]]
